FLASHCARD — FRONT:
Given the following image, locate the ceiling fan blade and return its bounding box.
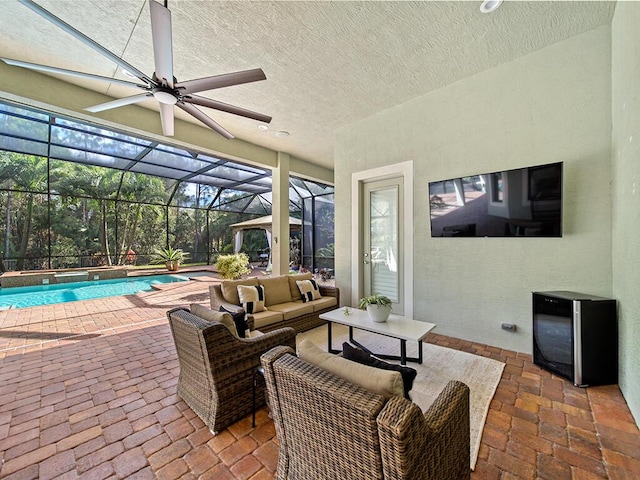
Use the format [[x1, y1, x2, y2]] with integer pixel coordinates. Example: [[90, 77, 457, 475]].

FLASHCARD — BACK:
[[85, 93, 152, 113], [149, 0, 174, 88], [175, 69, 266, 95], [17, 0, 154, 86], [1, 58, 144, 89], [184, 96, 272, 124], [177, 102, 234, 139], [158, 103, 175, 136]]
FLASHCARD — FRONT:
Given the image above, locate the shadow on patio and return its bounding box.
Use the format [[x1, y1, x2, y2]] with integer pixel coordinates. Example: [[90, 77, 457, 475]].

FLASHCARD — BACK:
[[0, 319, 278, 478]]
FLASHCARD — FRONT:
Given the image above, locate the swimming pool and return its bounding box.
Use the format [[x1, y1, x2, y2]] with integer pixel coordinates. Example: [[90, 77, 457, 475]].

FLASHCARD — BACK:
[[0, 274, 189, 309]]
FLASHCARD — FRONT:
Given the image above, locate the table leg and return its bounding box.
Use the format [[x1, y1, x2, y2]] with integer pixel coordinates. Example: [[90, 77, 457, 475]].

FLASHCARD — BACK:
[[400, 340, 407, 365], [327, 321, 340, 354], [418, 341, 423, 364]]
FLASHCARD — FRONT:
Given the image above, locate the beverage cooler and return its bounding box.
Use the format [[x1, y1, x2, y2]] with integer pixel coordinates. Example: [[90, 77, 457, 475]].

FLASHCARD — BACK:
[[532, 291, 617, 387]]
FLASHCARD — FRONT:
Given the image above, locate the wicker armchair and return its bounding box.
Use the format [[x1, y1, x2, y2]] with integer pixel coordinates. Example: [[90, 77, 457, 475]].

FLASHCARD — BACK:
[[166, 307, 296, 434], [261, 345, 471, 480]]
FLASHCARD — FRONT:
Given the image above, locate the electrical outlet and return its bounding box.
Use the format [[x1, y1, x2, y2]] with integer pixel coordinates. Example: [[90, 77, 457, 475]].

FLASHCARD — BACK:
[[501, 322, 516, 332]]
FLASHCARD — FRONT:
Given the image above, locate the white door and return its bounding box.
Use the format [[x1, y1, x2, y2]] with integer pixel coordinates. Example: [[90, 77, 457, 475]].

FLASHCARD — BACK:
[[363, 177, 403, 315]]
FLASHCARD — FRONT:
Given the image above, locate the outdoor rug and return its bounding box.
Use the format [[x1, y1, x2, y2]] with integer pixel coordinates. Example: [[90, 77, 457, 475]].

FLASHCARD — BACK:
[[297, 323, 505, 470]]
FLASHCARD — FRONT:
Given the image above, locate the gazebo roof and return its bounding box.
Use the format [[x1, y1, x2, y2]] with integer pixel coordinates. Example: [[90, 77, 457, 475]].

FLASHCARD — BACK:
[[230, 215, 301, 233]]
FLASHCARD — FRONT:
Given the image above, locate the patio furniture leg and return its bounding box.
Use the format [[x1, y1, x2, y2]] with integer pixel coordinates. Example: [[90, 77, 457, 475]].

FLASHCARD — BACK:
[[327, 321, 340, 354]]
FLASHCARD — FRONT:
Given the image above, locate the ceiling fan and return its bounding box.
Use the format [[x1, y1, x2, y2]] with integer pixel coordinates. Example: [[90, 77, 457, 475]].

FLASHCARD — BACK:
[[1, 0, 272, 139]]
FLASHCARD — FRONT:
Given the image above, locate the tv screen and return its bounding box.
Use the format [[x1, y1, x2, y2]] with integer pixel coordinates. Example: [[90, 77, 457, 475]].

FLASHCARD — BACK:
[[429, 162, 562, 237]]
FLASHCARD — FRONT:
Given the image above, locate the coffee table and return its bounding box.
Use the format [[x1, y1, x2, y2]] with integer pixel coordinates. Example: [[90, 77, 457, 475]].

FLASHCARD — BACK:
[[319, 307, 436, 365]]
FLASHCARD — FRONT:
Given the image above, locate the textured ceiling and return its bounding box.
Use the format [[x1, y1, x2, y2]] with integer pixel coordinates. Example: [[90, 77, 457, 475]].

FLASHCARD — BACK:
[[0, 1, 615, 170]]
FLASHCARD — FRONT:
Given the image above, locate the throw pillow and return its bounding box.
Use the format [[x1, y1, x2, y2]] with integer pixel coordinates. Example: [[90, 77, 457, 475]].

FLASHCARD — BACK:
[[342, 342, 417, 399], [237, 284, 267, 313], [189, 303, 237, 337], [219, 306, 249, 338], [296, 279, 322, 303], [297, 339, 404, 399]]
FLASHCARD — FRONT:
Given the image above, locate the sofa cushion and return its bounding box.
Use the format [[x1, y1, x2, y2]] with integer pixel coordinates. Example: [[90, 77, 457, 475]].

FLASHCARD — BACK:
[[298, 339, 404, 399], [296, 279, 321, 302], [268, 301, 314, 320], [258, 276, 293, 306], [190, 303, 237, 336], [287, 272, 313, 300], [238, 285, 267, 313], [342, 342, 417, 399], [252, 310, 285, 330], [221, 277, 259, 305], [219, 306, 249, 338], [308, 295, 338, 312]]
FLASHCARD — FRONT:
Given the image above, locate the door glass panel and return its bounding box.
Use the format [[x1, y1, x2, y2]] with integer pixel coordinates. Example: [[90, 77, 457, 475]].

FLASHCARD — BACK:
[[369, 185, 399, 305]]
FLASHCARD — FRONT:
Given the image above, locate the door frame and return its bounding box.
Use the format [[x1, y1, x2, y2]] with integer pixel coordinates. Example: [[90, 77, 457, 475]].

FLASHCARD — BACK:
[[351, 160, 413, 318]]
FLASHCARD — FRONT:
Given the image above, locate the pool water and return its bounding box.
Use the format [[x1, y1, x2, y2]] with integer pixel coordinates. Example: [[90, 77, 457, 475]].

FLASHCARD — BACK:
[[0, 274, 189, 309]]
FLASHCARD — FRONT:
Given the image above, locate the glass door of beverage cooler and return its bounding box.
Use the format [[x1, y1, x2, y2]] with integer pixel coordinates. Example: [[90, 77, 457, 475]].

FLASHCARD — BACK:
[[532, 294, 574, 381]]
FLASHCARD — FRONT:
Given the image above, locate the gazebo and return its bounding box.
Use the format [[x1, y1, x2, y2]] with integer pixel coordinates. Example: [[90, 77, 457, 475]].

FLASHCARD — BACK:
[[230, 215, 302, 265]]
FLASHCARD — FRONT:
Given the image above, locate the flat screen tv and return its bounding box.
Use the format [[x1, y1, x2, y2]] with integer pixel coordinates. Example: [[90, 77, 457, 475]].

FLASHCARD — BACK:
[[429, 162, 562, 237]]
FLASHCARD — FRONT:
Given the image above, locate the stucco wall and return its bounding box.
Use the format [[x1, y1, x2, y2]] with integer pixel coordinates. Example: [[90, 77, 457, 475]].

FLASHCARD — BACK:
[[612, 1, 640, 426], [335, 26, 612, 354]]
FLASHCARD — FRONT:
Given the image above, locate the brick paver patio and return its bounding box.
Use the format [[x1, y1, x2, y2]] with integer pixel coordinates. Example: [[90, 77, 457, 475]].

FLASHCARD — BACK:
[[1, 271, 639, 479]]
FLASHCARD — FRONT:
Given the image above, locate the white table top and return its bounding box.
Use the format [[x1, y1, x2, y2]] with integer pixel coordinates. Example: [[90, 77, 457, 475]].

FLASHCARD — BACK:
[[320, 307, 436, 342]]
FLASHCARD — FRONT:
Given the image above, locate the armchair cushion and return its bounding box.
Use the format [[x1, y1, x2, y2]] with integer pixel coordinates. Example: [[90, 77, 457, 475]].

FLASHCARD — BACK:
[[238, 285, 267, 313], [342, 342, 417, 399], [298, 339, 404, 399], [190, 303, 237, 336]]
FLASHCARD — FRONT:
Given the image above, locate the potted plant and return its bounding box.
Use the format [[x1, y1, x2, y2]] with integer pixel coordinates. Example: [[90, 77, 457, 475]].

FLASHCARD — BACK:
[[152, 246, 188, 271], [359, 293, 392, 323], [215, 253, 251, 280]]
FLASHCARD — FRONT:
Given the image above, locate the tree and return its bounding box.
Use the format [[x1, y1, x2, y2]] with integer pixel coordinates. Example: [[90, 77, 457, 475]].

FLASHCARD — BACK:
[[0, 152, 48, 270], [115, 172, 167, 264]]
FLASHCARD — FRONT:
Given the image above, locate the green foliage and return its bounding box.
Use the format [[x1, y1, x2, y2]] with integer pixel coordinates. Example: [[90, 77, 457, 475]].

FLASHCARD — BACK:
[[51, 236, 79, 269], [315, 243, 334, 258], [152, 246, 188, 264], [0, 150, 333, 273], [216, 253, 251, 280], [359, 293, 392, 309]]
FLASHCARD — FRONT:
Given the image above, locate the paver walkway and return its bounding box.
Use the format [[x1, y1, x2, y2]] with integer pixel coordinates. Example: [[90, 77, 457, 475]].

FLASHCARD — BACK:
[[0, 271, 639, 479]]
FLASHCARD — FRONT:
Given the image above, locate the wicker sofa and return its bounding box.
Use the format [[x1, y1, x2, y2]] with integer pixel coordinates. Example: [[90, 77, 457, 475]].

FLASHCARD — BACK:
[[166, 306, 296, 434], [209, 272, 339, 333], [261, 345, 471, 480]]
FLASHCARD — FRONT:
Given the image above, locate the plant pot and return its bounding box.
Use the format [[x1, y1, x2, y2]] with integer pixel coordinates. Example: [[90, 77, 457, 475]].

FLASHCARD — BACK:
[[166, 261, 180, 272], [366, 304, 391, 323]]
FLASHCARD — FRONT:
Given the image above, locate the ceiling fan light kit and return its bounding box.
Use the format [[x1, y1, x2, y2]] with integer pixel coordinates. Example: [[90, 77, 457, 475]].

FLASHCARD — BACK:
[[152, 88, 178, 105], [2, 0, 272, 139]]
